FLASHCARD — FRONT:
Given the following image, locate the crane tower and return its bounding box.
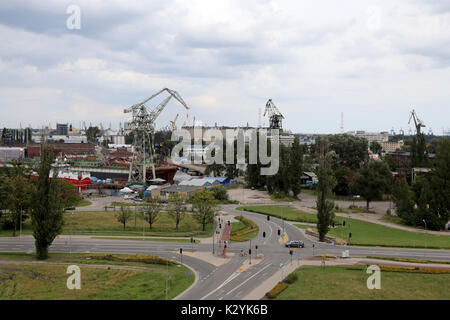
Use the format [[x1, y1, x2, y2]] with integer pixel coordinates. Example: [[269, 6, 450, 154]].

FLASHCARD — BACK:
[[124, 88, 189, 184], [263, 99, 284, 129]]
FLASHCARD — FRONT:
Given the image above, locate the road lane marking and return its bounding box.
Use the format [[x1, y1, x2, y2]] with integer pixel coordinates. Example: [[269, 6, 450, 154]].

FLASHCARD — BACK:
[[200, 272, 240, 300], [225, 263, 272, 296]]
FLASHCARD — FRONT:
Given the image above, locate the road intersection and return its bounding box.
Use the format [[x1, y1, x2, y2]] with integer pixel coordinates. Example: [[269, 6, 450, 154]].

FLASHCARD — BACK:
[[0, 204, 449, 300]]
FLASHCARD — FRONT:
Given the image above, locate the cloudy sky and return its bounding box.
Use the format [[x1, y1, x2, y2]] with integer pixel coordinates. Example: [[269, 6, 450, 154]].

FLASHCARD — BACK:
[[0, 0, 449, 134]]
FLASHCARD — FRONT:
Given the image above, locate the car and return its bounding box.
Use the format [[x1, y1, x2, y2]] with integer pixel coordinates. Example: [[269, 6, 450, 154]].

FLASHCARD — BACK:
[[285, 240, 305, 248], [132, 197, 143, 202], [124, 194, 134, 200]]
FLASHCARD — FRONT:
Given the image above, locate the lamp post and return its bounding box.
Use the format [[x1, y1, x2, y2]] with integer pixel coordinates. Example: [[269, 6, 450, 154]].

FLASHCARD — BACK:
[[142, 210, 145, 240], [422, 219, 427, 252]]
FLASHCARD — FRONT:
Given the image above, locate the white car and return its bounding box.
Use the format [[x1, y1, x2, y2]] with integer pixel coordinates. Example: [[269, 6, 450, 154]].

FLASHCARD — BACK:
[[124, 194, 134, 200]]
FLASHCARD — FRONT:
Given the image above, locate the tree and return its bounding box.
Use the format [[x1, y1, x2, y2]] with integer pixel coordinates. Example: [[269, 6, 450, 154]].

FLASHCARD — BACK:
[[57, 180, 82, 207], [116, 205, 132, 231], [167, 193, 187, 230], [86, 126, 101, 143], [3, 175, 32, 236], [210, 186, 229, 202], [289, 137, 303, 197], [370, 141, 383, 156], [351, 161, 393, 212], [30, 143, 65, 259], [143, 199, 162, 229], [191, 189, 217, 231], [333, 165, 355, 196], [316, 138, 336, 242], [392, 178, 416, 225], [428, 137, 450, 229], [383, 154, 397, 171], [328, 134, 369, 170], [411, 133, 428, 168]]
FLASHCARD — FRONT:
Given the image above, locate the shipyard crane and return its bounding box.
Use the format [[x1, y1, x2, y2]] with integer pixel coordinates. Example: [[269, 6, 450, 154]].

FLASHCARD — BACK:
[[124, 88, 189, 184], [170, 114, 179, 131], [408, 109, 426, 136], [263, 99, 284, 129]]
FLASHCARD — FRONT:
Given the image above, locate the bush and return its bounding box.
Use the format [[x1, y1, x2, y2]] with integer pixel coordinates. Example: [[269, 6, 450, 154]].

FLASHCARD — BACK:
[[283, 272, 298, 284], [266, 282, 289, 299], [83, 253, 178, 265], [230, 216, 259, 241], [210, 186, 229, 202]]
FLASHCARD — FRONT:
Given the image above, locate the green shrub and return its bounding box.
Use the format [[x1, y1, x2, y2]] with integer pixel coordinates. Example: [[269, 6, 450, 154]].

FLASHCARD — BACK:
[[283, 272, 298, 284], [266, 282, 289, 299]]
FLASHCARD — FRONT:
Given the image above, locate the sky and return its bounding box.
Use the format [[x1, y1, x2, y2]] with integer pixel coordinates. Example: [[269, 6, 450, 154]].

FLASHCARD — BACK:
[[0, 0, 449, 134]]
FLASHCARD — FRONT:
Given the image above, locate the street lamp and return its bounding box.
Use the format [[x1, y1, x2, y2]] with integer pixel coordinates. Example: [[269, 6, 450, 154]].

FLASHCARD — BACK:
[[422, 219, 427, 251]]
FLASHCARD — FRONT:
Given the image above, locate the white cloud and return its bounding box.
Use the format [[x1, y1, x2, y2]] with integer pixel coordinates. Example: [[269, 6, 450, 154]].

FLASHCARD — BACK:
[[0, 0, 449, 133]]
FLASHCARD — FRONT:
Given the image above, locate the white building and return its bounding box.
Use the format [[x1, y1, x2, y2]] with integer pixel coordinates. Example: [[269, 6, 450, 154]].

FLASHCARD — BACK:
[[347, 131, 389, 145]]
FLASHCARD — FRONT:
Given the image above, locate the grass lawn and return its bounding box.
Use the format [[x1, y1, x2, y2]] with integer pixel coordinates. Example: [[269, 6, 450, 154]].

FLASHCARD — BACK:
[[296, 218, 450, 249], [239, 205, 450, 249], [64, 211, 213, 237], [1, 211, 213, 238], [275, 265, 450, 300], [92, 237, 198, 243], [230, 216, 259, 242], [0, 252, 194, 300], [238, 205, 317, 223]]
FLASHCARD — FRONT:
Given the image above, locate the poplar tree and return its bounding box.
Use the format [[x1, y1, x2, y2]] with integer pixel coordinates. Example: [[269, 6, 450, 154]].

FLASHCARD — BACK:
[[30, 143, 64, 259], [316, 138, 336, 242]]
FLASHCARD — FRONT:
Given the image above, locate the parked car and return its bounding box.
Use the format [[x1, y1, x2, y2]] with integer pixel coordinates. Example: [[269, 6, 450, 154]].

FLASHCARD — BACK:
[[285, 240, 305, 248], [132, 197, 143, 202], [124, 194, 134, 200]]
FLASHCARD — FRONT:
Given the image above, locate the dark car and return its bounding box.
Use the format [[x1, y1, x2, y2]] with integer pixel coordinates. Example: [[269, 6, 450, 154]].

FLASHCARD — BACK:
[[285, 240, 305, 248]]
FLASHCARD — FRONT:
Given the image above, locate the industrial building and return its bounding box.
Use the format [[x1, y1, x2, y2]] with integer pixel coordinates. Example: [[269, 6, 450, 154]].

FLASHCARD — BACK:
[[0, 147, 25, 161]]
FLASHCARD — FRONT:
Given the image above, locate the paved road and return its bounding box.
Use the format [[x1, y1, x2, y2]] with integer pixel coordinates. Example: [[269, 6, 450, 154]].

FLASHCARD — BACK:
[[0, 204, 449, 300]]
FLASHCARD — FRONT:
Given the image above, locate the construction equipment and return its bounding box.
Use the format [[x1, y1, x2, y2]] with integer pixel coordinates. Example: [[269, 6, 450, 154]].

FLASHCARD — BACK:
[[263, 99, 284, 129], [124, 88, 189, 184], [170, 114, 179, 131], [408, 109, 426, 135]]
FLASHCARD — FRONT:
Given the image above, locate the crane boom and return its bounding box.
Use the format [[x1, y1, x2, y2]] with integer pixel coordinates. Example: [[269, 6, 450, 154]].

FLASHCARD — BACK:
[[263, 99, 284, 129], [124, 88, 190, 183], [408, 109, 426, 135]]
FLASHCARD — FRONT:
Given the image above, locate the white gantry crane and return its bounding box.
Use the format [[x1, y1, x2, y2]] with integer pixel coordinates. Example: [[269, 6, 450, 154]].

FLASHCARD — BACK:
[[124, 88, 189, 184], [263, 99, 284, 129]]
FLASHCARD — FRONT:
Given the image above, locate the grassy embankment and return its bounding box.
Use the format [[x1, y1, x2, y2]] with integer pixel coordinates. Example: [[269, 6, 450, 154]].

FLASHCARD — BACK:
[[230, 216, 259, 242], [238, 205, 450, 249], [1, 210, 213, 239], [0, 252, 194, 300], [267, 265, 450, 300]]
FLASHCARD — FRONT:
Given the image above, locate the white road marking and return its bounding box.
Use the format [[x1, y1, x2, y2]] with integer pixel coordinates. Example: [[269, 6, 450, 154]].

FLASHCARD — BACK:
[[226, 263, 272, 296], [200, 272, 240, 300]]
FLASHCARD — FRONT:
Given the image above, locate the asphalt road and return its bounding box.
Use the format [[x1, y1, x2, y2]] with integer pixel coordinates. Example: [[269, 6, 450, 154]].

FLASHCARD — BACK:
[[0, 204, 449, 300]]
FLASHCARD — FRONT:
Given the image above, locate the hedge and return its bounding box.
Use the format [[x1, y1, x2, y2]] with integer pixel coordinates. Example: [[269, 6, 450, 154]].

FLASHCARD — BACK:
[[83, 253, 178, 265], [347, 264, 450, 274], [230, 216, 259, 242], [265, 282, 289, 299]]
